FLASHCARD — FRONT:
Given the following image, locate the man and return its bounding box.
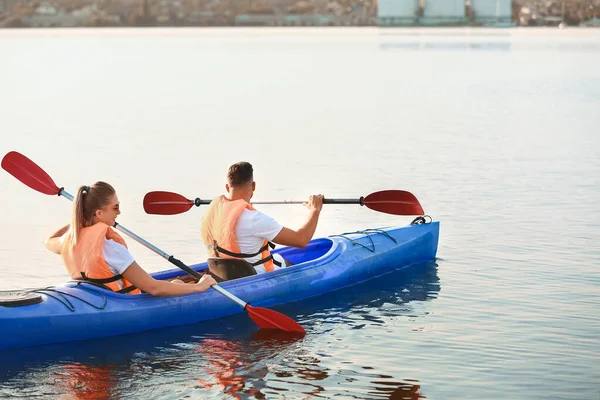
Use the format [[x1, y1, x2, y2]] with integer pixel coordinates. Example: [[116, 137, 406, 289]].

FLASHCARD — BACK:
[[200, 162, 324, 274]]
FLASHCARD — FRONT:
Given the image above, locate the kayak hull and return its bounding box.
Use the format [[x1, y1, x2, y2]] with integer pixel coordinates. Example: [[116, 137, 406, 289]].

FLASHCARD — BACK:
[[0, 222, 439, 351]]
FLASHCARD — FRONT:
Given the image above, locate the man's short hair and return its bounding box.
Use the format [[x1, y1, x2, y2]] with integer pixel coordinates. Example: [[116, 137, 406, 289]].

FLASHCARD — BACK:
[[227, 162, 253, 186]]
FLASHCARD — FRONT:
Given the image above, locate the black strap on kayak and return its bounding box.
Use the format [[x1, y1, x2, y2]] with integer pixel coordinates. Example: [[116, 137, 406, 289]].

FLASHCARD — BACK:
[[361, 228, 397, 244], [30, 288, 75, 311], [330, 228, 400, 253], [26, 286, 108, 312], [80, 272, 139, 294], [410, 215, 432, 225], [330, 233, 376, 252], [213, 241, 282, 267], [70, 278, 112, 291]]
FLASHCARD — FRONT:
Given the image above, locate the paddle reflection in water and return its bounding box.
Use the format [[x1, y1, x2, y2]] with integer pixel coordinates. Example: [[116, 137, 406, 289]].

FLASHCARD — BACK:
[[192, 335, 285, 398], [0, 262, 439, 399], [53, 363, 117, 400]]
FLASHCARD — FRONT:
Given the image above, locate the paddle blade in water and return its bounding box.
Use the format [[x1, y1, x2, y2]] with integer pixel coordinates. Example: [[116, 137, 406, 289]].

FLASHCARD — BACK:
[[1, 151, 61, 196], [251, 328, 305, 343], [246, 305, 306, 334], [362, 190, 424, 216], [143, 191, 194, 215]]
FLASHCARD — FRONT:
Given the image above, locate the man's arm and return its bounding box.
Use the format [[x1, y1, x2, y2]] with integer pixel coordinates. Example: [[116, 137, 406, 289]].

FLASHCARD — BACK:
[[272, 195, 323, 248]]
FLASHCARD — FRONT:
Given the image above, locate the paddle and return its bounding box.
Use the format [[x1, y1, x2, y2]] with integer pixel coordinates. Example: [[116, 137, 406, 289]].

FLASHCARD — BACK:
[[1, 151, 305, 334], [143, 190, 425, 216]]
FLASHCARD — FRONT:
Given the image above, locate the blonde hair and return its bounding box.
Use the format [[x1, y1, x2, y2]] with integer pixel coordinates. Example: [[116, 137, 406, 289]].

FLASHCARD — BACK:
[[64, 181, 116, 247]]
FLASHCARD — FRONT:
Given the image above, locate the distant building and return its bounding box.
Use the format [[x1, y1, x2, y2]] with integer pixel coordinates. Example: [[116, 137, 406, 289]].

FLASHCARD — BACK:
[[378, 0, 466, 26], [580, 17, 600, 27], [470, 0, 511, 25], [420, 0, 465, 25], [378, 0, 418, 26], [21, 2, 99, 27]]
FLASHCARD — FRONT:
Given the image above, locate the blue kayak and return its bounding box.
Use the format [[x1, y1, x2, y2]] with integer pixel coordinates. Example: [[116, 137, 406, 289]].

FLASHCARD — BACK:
[[0, 222, 439, 351]]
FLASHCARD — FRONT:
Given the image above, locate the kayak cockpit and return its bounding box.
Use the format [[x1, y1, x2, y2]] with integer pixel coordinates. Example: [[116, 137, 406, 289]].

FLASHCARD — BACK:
[[274, 238, 334, 265], [114, 238, 338, 287]]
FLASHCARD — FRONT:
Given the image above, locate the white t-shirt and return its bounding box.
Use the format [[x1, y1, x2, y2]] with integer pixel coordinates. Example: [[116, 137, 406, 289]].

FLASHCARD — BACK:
[[102, 239, 135, 275], [100, 239, 136, 289], [235, 209, 286, 274]]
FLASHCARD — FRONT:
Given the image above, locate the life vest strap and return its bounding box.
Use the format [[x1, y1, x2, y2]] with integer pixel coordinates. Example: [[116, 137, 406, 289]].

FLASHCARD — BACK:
[[116, 285, 140, 294], [80, 272, 139, 294], [80, 272, 123, 284], [214, 241, 275, 259], [250, 254, 283, 268], [213, 241, 281, 268]]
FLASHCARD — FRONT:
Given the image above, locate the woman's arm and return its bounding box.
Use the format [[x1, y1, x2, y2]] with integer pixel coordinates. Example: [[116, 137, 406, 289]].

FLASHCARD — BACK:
[[122, 262, 217, 297], [45, 224, 70, 254]]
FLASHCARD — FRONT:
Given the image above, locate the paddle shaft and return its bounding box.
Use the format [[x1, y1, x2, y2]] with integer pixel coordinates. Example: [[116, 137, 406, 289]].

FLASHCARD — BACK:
[[257, 198, 362, 205], [192, 198, 363, 206], [57, 189, 248, 309]]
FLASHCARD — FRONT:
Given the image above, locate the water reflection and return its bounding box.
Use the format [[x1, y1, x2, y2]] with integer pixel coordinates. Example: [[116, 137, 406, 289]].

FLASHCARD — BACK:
[[194, 338, 268, 399], [293, 260, 440, 327], [379, 40, 600, 52], [0, 262, 439, 399], [380, 42, 511, 51], [53, 363, 117, 400], [370, 379, 425, 399]]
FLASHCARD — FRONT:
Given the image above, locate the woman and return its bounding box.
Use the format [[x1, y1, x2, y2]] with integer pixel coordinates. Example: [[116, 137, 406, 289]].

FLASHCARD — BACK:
[[45, 181, 216, 296]]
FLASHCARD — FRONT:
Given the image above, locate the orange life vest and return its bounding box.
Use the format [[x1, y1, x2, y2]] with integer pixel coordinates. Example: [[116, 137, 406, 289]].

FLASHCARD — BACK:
[[61, 223, 141, 294], [200, 195, 278, 272]]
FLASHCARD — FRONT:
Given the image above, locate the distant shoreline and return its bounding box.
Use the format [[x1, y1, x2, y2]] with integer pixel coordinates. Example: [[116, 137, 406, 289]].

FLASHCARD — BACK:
[[1, 0, 598, 29], [1, 21, 599, 29], [1, 25, 598, 29]]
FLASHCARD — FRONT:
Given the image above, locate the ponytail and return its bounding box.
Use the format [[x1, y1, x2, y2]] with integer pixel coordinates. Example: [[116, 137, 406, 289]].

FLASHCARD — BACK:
[[63, 182, 116, 248]]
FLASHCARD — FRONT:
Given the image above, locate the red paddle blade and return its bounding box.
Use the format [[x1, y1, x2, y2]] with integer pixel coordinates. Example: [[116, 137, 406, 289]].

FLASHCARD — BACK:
[[246, 305, 306, 334], [363, 190, 424, 216], [1, 151, 61, 196], [143, 191, 194, 215]]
